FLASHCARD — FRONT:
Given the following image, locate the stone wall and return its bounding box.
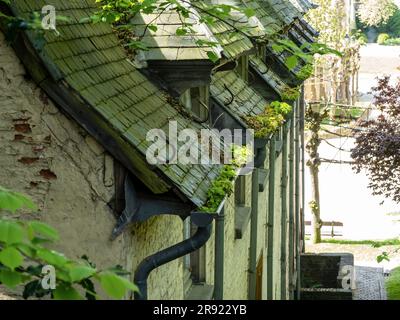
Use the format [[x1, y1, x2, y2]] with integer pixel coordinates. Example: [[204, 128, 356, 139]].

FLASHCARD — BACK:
[[0, 31, 185, 300]]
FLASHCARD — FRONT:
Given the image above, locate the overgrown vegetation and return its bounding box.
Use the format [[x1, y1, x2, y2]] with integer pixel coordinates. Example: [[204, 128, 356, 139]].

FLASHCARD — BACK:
[[386, 267, 400, 300], [0, 186, 138, 300], [243, 101, 292, 139], [281, 86, 301, 101], [199, 146, 251, 213]]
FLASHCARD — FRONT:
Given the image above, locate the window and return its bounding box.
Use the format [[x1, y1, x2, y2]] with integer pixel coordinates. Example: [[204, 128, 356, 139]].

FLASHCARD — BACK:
[[236, 55, 249, 82], [183, 217, 212, 299], [180, 86, 210, 122], [234, 175, 251, 239], [235, 175, 247, 206]]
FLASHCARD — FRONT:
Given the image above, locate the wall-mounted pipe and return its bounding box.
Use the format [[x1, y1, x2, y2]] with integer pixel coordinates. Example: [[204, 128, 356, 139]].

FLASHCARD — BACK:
[[266, 136, 276, 300], [134, 213, 213, 300], [214, 207, 225, 300], [280, 121, 289, 300], [288, 109, 295, 300], [248, 168, 259, 300]]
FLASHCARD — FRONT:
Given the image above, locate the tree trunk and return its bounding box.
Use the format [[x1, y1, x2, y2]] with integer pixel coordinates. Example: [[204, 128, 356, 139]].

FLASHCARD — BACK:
[[309, 163, 322, 244], [305, 108, 325, 244]]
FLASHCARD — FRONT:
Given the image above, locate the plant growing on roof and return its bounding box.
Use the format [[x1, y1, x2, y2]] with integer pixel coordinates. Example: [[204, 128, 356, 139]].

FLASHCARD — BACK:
[[243, 101, 292, 139], [0, 185, 138, 300], [199, 145, 251, 213], [281, 86, 301, 101]]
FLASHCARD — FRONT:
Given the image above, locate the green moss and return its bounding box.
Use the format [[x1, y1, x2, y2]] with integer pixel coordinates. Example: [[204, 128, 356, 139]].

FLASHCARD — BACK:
[[198, 146, 252, 213], [281, 86, 301, 101], [198, 165, 236, 213], [387, 267, 400, 300], [243, 101, 292, 139]]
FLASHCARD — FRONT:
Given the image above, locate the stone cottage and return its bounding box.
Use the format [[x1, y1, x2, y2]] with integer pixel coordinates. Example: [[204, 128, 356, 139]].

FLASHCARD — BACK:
[[0, 0, 316, 300]]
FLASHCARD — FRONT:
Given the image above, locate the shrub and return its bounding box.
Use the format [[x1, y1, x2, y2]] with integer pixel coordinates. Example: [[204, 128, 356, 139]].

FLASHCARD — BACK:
[[377, 33, 390, 44], [382, 37, 400, 45], [358, 33, 368, 45]]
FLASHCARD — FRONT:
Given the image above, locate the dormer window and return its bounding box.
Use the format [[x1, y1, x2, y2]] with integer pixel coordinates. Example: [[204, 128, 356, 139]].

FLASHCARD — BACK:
[[180, 86, 210, 122]]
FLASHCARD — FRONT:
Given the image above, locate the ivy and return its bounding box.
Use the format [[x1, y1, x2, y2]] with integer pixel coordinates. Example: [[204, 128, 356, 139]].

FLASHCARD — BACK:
[[0, 186, 138, 300]]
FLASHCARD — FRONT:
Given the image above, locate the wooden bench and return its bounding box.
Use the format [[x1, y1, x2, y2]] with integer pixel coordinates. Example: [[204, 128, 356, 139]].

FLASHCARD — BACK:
[[305, 221, 344, 238]]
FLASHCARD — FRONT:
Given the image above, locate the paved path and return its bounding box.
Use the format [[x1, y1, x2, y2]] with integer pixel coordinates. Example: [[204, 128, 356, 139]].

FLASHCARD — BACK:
[[353, 266, 387, 300]]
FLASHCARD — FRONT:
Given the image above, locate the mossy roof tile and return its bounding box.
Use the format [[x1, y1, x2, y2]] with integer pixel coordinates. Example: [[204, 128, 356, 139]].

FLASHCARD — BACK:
[[10, 0, 224, 207]]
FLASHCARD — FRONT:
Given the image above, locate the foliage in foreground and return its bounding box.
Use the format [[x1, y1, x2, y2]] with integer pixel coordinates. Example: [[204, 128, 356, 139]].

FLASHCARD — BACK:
[[0, 186, 138, 300], [386, 267, 400, 300]]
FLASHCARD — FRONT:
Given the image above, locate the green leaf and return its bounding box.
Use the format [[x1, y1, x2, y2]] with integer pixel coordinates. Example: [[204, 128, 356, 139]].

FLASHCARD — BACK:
[[206, 51, 219, 63], [148, 24, 158, 32], [0, 186, 36, 213], [99, 272, 138, 300], [36, 248, 68, 267], [176, 27, 187, 36], [28, 221, 59, 241], [285, 55, 298, 70], [0, 220, 24, 244], [0, 269, 25, 288], [0, 247, 24, 270], [53, 284, 84, 300], [243, 8, 255, 18], [68, 265, 97, 283]]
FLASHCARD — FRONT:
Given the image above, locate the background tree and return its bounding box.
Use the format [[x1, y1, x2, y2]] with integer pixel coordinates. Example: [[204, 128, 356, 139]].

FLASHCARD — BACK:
[[351, 76, 400, 203], [305, 0, 361, 243], [357, 0, 397, 27]]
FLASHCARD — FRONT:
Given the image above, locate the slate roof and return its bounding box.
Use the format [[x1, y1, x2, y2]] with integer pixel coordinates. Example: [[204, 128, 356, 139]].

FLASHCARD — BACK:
[[249, 56, 288, 97], [129, 1, 222, 62], [211, 70, 267, 121], [9, 0, 224, 207]]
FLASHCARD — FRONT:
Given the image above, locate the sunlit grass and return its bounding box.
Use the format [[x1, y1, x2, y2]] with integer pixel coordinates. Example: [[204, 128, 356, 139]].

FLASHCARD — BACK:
[[305, 238, 400, 246], [386, 267, 400, 300]]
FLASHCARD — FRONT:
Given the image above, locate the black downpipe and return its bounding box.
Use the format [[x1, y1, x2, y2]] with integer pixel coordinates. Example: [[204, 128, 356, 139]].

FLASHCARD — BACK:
[[134, 220, 213, 300]]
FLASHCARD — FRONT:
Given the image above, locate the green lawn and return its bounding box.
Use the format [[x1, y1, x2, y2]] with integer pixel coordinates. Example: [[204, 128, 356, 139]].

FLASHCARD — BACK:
[[320, 238, 400, 246], [386, 267, 400, 300]]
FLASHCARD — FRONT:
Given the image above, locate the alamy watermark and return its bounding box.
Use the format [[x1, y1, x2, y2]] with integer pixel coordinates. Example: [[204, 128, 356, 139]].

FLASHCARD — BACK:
[[145, 121, 255, 173], [41, 265, 56, 290], [41, 5, 57, 31], [340, 265, 356, 290]]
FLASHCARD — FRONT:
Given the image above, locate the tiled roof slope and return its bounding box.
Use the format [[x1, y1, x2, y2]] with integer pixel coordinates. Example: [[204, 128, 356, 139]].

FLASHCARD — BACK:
[[265, 0, 302, 26], [130, 1, 222, 62], [241, 0, 283, 36], [211, 70, 267, 121], [191, 0, 256, 59], [249, 56, 288, 97], [10, 0, 223, 207]]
